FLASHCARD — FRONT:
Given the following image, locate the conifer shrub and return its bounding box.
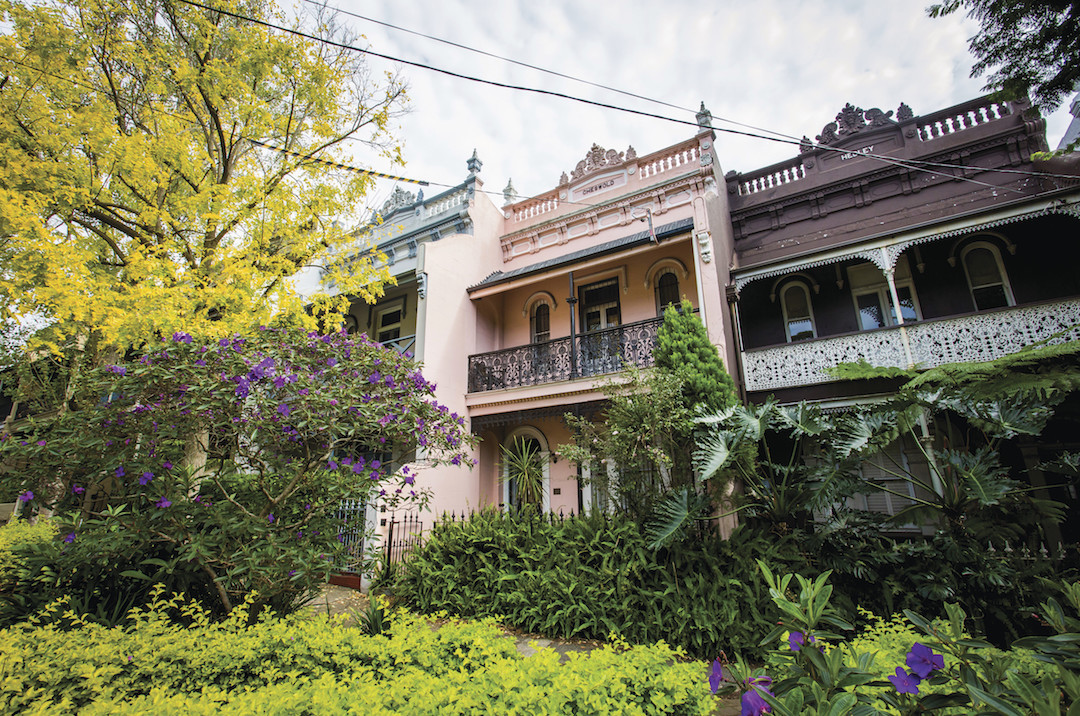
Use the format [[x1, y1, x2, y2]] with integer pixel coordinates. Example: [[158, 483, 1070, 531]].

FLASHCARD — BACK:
[[653, 299, 737, 412]]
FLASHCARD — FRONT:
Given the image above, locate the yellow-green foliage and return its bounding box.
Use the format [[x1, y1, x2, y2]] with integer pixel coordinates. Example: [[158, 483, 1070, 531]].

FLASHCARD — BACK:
[[0, 589, 713, 715], [0, 517, 55, 595], [841, 610, 1049, 714]]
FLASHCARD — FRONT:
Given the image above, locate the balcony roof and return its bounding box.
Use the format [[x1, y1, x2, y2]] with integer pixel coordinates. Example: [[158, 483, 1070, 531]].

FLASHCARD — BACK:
[[467, 217, 694, 293]]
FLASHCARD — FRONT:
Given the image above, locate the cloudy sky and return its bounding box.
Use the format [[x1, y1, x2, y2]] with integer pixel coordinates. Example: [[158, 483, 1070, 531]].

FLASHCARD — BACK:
[[311, 0, 1076, 210]]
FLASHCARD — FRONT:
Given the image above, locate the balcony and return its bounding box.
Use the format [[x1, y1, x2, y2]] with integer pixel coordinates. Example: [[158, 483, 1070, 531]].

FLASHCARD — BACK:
[[468, 317, 664, 393], [380, 334, 416, 357], [741, 298, 1080, 393]]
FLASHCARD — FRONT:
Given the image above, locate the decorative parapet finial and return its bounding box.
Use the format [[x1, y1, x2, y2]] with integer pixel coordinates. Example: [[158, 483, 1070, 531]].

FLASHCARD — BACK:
[[567, 143, 635, 182], [799, 136, 814, 154], [378, 185, 416, 218], [467, 148, 482, 175], [696, 101, 713, 129], [812, 102, 904, 146], [503, 178, 518, 206]]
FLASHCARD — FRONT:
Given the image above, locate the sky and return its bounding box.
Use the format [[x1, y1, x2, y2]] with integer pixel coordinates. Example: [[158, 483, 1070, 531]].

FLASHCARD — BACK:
[[308, 0, 1077, 212]]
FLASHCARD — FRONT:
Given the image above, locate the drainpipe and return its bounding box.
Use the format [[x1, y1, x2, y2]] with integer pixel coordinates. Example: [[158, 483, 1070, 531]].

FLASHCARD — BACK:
[[567, 272, 578, 379]]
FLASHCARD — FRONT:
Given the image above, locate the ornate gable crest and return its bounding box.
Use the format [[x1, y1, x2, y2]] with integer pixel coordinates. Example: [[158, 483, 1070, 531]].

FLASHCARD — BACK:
[[565, 143, 635, 183], [379, 186, 416, 217], [811, 102, 912, 147]]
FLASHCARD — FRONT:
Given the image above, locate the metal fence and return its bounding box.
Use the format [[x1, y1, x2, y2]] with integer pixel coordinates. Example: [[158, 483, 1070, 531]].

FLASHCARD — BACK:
[[335, 498, 368, 573], [384, 513, 424, 567]]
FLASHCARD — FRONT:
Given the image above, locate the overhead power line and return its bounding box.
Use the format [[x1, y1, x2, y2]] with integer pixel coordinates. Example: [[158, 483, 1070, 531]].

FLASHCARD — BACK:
[[175, 0, 1079, 197], [299, 0, 800, 144], [0, 56, 428, 186]]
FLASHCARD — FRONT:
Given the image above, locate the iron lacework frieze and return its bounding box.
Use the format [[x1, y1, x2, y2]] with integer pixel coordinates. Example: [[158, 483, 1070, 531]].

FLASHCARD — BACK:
[[468, 317, 664, 393]]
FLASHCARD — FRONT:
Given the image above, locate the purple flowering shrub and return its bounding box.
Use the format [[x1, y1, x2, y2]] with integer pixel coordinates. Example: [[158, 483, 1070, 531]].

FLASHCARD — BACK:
[[711, 562, 1080, 715], [0, 326, 474, 618]]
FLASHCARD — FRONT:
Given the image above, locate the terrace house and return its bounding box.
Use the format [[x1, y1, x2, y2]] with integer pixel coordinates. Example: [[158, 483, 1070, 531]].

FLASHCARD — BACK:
[[726, 95, 1080, 525], [464, 107, 735, 513]]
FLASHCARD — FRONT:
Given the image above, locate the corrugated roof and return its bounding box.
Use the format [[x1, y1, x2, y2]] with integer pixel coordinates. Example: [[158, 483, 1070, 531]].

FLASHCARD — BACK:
[[467, 217, 694, 292]]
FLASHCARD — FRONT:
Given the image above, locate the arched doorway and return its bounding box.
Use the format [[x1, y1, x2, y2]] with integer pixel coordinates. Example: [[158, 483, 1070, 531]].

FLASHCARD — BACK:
[[501, 426, 551, 512]]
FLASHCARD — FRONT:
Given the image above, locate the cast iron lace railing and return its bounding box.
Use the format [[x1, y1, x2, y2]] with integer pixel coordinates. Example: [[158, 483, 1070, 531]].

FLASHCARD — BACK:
[[468, 316, 664, 392]]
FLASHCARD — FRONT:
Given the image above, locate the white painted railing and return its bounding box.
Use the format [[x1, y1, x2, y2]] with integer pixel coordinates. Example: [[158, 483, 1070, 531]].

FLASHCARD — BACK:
[[742, 298, 1080, 393], [425, 190, 466, 217], [638, 145, 699, 178]]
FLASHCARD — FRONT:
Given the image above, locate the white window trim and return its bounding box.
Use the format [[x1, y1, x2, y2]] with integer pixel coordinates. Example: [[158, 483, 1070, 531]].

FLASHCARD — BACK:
[[961, 240, 1015, 310], [373, 299, 405, 342], [780, 282, 817, 342], [851, 280, 923, 329], [530, 302, 551, 344]]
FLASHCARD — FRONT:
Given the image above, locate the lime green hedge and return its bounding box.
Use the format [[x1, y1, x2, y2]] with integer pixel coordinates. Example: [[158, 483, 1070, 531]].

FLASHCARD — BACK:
[[0, 589, 713, 715]]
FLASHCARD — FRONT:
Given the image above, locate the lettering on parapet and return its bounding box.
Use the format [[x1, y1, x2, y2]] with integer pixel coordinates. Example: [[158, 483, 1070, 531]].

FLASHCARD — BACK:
[[840, 145, 874, 161], [580, 178, 616, 196]]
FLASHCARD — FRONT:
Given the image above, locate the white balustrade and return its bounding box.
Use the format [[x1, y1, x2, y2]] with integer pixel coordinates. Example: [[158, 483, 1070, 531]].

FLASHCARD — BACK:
[[742, 298, 1080, 393], [639, 146, 699, 178]]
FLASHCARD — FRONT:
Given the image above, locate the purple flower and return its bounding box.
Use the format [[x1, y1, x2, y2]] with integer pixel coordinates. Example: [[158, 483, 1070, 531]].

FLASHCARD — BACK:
[[277, 403, 291, 417], [327, 358, 337, 367], [172, 332, 193, 344], [194, 359, 207, 367], [906, 643, 945, 679], [17, 491, 33, 503], [741, 677, 773, 716], [64, 532, 76, 543], [404, 474, 415, 485], [106, 365, 127, 375], [163, 461, 173, 470], [35, 440, 46, 447], [327, 460, 339, 470], [367, 371, 381, 384], [268, 514, 275, 523], [889, 667, 921, 695], [709, 658, 725, 695], [219, 338, 230, 347], [72, 485, 85, 495], [115, 466, 125, 478], [788, 631, 817, 652], [139, 471, 154, 486], [155, 497, 172, 508]]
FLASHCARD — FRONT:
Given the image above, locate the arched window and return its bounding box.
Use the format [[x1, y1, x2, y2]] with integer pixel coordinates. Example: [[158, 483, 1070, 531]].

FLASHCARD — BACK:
[[780, 282, 816, 342], [962, 242, 1014, 310], [655, 271, 680, 314], [530, 302, 551, 343]]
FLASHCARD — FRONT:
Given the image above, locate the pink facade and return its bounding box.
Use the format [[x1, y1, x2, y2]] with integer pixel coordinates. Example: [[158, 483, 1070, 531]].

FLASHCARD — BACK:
[[311, 94, 1080, 534]]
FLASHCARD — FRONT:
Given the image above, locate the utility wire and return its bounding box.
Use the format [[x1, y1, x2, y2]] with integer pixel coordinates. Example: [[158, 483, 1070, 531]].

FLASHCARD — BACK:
[[0, 55, 428, 186], [300, 0, 802, 144], [176, 0, 1079, 195], [295, 0, 1080, 184]]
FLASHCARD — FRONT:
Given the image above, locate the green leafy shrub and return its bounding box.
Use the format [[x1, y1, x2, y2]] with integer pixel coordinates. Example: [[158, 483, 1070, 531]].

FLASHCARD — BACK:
[[720, 564, 1080, 715], [0, 588, 712, 715], [0, 517, 55, 623], [398, 510, 806, 659], [0, 326, 473, 619]]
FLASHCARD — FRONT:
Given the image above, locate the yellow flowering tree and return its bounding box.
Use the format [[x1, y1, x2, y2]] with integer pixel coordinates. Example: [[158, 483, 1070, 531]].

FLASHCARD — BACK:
[[0, 0, 406, 355]]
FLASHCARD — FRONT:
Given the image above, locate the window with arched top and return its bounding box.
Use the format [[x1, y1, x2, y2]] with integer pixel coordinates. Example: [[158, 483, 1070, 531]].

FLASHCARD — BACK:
[[530, 302, 551, 343], [780, 282, 816, 342], [655, 271, 680, 314], [962, 241, 1014, 311]]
